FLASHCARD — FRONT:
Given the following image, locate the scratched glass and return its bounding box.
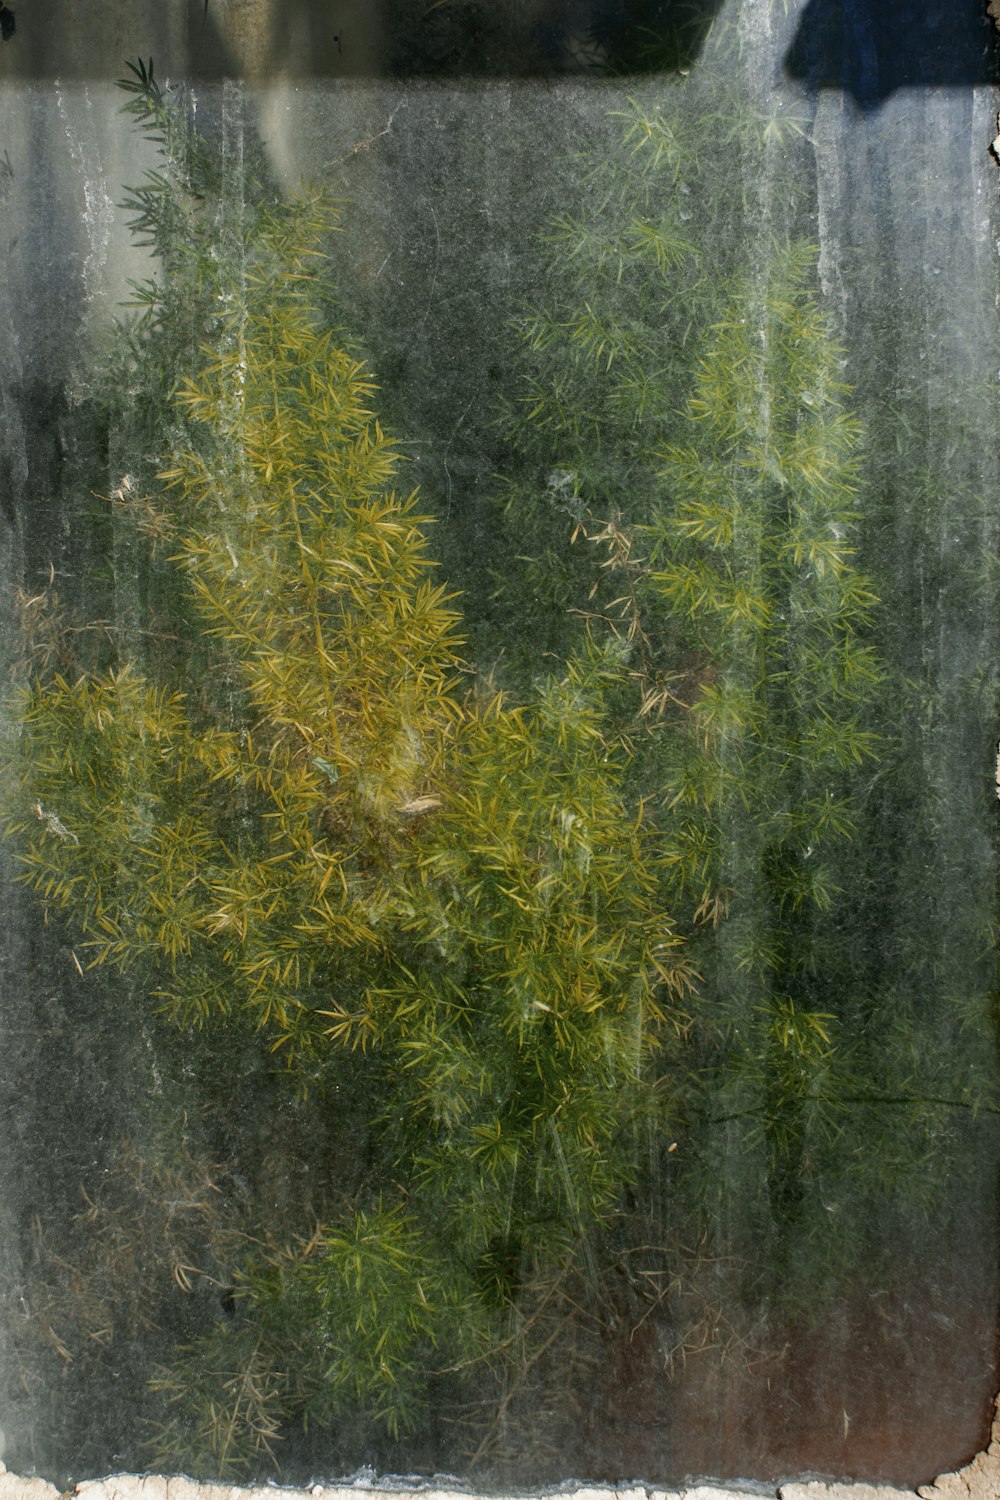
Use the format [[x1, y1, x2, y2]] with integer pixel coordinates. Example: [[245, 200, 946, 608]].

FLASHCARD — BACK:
[[0, 0, 997, 1487]]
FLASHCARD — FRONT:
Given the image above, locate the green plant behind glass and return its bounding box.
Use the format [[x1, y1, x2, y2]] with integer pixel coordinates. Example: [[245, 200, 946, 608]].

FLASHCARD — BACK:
[[1, 63, 692, 1476], [490, 54, 916, 1304], [485, 16, 813, 679], [498, 46, 1000, 1323]]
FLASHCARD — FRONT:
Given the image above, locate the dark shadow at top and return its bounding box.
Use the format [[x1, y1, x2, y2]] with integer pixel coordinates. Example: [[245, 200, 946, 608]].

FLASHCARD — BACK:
[[0, 0, 725, 80], [785, 0, 998, 107], [366, 0, 726, 78]]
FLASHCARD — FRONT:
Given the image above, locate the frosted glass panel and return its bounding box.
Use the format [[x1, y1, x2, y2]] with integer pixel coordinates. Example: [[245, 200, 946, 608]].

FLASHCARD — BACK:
[[0, 0, 996, 1486]]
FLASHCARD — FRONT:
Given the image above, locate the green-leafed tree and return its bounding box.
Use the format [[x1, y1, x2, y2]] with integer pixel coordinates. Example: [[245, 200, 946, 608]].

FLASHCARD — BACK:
[[637, 245, 883, 1247], [483, 20, 813, 677], [1, 64, 693, 1477], [6, 33, 993, 1489], [493, 59, 895, 1300], [496, 43, 996, 1332]]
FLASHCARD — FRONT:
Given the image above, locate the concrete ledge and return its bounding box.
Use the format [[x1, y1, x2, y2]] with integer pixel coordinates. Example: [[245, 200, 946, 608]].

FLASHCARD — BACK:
[[3, 1397, 999, 1500]]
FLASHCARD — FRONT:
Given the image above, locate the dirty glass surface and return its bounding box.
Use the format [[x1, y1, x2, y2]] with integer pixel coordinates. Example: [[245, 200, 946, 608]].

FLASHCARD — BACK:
[[0, 0, 998, 1488]]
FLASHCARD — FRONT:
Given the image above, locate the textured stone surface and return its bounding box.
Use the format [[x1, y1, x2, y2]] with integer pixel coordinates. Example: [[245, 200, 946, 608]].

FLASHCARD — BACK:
[[0, 1468, 914, 1500], [688, 1488, 773, 1500], [0, 1471, 980, 1500], [916, 1396, 1000, 1500], [12, 1429, 1000, 1500], [0, 1462, 61, 1500], [779, 1487, 916, 1500], [5, 1452, 991, 1500]]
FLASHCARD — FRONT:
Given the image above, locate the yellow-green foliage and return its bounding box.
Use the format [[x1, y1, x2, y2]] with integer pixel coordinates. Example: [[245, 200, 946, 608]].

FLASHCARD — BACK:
[[645, 245, 883, 952], [1, 89, 689, 1463], [498, 70, 892, 1303], [6, 197, 465, 1060]]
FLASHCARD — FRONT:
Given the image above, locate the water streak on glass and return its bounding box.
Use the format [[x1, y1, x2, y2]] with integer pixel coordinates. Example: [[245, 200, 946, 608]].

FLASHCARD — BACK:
[[0, 0, 997, 1487]]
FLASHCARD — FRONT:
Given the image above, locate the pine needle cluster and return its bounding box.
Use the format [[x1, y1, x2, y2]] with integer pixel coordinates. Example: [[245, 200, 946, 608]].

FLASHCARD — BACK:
[[1, 62, 691, 1474], [494, 44, 899, 1299], [7, 34, 988, 1483]]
